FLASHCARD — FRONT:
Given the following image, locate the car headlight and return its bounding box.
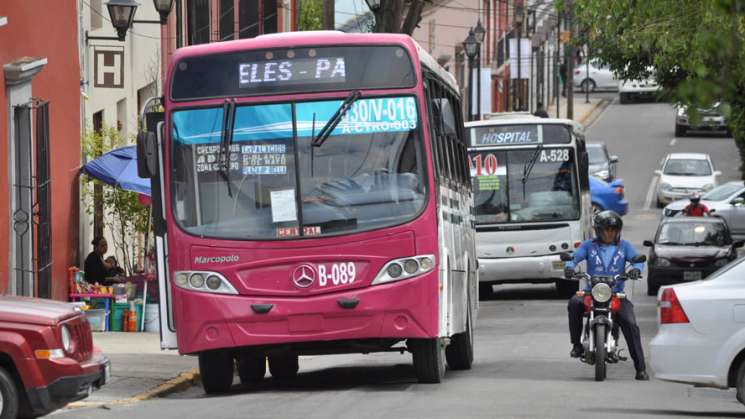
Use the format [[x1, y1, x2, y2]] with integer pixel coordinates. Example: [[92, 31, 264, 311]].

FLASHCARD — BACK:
[[660, 183, 672, 191], [715, 258, 729, 267], [60, 325, 72, 352], [702, 183, 714, 191], [372, 255, 435, 285], [591, 283, 612, 303], [594, 170, 609, 180], [656, 258, 672, 267]]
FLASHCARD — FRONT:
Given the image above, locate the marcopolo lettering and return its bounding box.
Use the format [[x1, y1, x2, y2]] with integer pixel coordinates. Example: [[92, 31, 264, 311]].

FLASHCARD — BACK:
[[194, 255, 240, 264]]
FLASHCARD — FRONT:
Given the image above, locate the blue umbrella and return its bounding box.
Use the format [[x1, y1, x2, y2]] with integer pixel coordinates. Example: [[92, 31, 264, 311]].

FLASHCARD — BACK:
[[82, 145, 151, 196]]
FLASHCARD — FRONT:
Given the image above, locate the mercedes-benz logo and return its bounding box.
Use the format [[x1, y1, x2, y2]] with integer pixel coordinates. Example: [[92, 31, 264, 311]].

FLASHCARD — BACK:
[[292, 264, 316, 288]]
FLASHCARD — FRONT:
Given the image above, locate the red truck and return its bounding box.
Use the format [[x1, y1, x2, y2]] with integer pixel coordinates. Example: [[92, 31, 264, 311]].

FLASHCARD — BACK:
[[0, 296, 109, 418]]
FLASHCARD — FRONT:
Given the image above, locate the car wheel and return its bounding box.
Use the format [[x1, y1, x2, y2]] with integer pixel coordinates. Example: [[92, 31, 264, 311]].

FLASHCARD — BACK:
[[581, 79, 597, 93], [675, 124, 686, 137], [737, 360, 745, 406], [0, 367, 19, 419], [479, 283, 493, 299]]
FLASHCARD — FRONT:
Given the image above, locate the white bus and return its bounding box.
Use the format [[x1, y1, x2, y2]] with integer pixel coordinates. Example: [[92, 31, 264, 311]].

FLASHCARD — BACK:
[[465, 115, 592, 297]]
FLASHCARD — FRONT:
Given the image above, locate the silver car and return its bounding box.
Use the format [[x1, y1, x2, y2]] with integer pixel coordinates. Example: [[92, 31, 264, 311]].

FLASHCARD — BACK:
[[663, 181, 745, 238]]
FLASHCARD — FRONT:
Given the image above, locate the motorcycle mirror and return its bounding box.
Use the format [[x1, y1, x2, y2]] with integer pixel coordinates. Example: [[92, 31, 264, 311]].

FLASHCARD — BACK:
[[559, 252, 573, 261], [642, 240, 654, 247], [630, 255, 647, 263]]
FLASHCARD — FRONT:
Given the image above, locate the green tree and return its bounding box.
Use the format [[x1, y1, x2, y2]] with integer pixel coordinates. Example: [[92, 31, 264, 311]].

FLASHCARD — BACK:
[[299, 0, 324, 30], [570, 0, 745, 177], [370, 0, 429, 34], [81, 125, 151, 275]]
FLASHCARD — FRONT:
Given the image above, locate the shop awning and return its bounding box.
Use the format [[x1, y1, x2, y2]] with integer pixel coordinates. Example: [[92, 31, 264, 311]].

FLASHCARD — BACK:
[[82, 145, 151, 196]]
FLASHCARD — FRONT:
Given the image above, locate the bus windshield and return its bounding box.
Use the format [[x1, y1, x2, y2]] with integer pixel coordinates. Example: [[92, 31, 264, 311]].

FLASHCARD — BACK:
[[469, 148, 580, 224], [170, 96, 426, 240]]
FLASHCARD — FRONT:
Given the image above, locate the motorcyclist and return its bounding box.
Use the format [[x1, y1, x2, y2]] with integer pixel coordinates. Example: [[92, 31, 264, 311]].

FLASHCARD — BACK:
[[682, 192, 710, 216], [564, 210, 649, 380]]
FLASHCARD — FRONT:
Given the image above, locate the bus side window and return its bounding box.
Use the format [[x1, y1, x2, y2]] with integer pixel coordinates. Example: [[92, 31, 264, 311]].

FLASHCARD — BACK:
[[423, 81, 441, 181], [430, 80, 452, 183], [576, 136, 590, 191]]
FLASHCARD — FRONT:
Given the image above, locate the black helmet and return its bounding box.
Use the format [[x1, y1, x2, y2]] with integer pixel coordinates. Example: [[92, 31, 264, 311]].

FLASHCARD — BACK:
[[594, 210, 623, 241], [690, 192, 701, 204]]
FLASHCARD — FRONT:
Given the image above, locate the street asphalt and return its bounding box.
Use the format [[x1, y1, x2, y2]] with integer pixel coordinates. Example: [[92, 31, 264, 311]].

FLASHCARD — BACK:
[[53, 93, 745, 418]]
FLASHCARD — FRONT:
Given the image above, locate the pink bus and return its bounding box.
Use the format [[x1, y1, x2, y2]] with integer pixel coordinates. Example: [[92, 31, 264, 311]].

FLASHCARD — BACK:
[[138, 31, 477, 393]]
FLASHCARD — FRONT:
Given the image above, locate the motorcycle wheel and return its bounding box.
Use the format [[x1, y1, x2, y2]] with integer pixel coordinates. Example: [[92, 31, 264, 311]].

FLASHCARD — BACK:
[[594, 324, 607, 382]]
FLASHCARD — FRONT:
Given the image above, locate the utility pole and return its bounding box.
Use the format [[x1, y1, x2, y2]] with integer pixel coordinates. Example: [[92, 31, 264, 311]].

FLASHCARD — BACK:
[[566, 0, 574, 120]]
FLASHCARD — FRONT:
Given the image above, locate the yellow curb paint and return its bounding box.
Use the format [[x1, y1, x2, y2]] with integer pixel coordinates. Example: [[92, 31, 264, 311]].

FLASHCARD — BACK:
[[66, 368, 201, 410], [578, 99, 610, 126]]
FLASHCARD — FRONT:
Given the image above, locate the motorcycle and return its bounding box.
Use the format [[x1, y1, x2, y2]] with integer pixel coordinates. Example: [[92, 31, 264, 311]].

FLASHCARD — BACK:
[[559, 253, 646, 381]]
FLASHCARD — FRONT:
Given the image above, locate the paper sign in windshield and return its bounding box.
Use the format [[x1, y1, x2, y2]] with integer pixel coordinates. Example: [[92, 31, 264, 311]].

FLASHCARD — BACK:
[[271, 189, 297, 223], [241, 144, 288, 175]]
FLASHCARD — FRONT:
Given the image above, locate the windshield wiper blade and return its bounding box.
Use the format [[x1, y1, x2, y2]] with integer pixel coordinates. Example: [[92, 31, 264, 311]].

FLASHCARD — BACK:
[[312, 90, 361, 148], [219, 98, 236, 197], [521, 144, 543, 198]]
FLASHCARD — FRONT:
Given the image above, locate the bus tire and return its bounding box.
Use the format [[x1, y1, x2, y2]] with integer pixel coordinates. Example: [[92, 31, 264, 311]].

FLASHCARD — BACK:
[[445, 307, 474, 370], [198, 350, 234, 394], [411, 338, 446, 383], [0, 366, 19, 419], [236, 352, 266, 384], [268, 353, 299, 380]]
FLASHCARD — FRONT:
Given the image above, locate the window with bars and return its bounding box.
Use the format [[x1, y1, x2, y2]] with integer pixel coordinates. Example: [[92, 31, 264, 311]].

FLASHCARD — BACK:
[[211, 0, 279, 43]]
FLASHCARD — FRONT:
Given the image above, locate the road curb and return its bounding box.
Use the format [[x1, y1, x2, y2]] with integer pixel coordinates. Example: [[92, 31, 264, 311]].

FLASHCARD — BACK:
[[66, 368, 201, 409], [578, 98, 611, 128]]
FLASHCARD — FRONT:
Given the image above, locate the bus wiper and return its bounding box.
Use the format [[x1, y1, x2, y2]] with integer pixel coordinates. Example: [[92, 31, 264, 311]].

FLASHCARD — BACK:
[[219, 99, 236, 197], [312, 90, 361, 148], [521, 144, 543, 198]]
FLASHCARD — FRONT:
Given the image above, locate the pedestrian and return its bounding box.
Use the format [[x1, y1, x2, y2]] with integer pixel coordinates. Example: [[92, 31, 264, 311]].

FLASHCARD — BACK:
[[559, 61, 568, 97], [84, 237, 122, 286], [534, 102, 549, 118]]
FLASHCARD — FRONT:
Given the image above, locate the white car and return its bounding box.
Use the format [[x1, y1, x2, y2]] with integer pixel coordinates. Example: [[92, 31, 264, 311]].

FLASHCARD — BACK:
[[650, 257, 745, 406], [619, 76, 660, 104], [663, 181, 745, 237], [573, 60, 619, 92], [655, 153, 720, 208]]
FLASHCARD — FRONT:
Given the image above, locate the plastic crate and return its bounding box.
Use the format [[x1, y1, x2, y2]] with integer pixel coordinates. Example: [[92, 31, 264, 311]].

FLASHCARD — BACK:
[[85, 309, 108, 332]]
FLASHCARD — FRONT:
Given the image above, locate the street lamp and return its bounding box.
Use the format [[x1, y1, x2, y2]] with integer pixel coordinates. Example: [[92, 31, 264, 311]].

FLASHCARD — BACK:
[[514, 5, 525, 111], [463, 29, 479, 121], [474, 20, 485, 43], [86, 0, 174, 43], [364, 0, 381, 11]]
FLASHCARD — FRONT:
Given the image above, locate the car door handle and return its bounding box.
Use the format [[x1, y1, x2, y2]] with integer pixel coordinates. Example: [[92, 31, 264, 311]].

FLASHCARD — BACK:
[[251, 304, 273, 314]]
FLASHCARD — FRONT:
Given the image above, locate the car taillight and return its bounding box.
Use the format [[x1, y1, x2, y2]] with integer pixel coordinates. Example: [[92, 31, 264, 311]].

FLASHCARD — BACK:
[[659, 288, 689, 324]]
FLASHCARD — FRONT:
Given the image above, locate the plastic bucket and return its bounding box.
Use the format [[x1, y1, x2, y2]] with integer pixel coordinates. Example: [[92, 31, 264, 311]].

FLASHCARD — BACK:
[[85, 309, 107, 332], [144, 304, 160, 333]]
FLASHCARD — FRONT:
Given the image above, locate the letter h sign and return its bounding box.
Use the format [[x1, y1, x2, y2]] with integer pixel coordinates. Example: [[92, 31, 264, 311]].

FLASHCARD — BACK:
[[94, 48, 124, 88]]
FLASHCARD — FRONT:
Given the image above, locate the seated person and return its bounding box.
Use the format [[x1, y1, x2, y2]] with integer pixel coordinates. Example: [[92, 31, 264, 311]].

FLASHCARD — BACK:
[[105, 256, 125, 277], [84, 237, 123, 286]]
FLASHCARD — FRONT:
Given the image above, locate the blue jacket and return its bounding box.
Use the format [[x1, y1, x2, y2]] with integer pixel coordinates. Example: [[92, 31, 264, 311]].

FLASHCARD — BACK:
[[565, 238, 645, 293]]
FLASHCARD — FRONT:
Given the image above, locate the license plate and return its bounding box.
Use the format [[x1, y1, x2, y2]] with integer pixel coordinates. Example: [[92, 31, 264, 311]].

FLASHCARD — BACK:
[[552, 261, 565, 270], [683, 271, 701, 281]]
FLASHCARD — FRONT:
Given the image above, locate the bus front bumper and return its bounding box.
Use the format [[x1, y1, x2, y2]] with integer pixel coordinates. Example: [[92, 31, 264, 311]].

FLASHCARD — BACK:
[[478, 255, 564, 283], [173, 271, 440, 355]]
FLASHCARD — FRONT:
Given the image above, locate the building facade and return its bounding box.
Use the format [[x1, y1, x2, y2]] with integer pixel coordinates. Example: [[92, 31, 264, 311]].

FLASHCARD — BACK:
[[0, 0, 81, 300]]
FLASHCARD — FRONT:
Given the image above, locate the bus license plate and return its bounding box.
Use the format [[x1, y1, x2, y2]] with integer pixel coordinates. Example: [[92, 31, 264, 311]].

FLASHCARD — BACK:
[[683, 271, 701, 281], [552, 261, 565, 270]]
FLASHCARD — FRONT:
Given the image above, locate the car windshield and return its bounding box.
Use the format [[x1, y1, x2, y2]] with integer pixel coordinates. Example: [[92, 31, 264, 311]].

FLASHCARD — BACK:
[[587, 145, 607, 165], [663, 158, 712, 176], [469, 148, 580, 224], [169, 96, 426, 240], [703, 183, 742, 201], [657, 222, 730, 246]]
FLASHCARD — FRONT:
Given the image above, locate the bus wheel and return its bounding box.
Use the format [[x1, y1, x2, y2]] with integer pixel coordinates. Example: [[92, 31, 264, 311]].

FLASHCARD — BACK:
[[198, 350, 234, 394], [236, 352, 266, 384], [268, 352, 299, 380], [411, 338, 446, 383], [446, 308, 474, 370]]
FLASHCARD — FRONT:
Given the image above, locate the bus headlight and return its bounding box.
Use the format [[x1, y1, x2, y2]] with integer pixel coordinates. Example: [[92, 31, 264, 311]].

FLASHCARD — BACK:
[[173, 271, 238, 294], [591, 283, 612, 303], [373, 255, 435, 285]]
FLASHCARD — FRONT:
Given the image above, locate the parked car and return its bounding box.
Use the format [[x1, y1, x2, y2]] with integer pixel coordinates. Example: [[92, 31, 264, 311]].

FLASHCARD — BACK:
[[642, 216, 742, 295], [655, 152, 720, 207], [587, 142, 618, 182], [650, 257, 745, 406], [573, 60, 619, 92], [675, 102, 729, 137], [0, 296, 109, 418], [619, 75, 660, 104], [663, 181, 745, 237], [590, 176, 627, 216]]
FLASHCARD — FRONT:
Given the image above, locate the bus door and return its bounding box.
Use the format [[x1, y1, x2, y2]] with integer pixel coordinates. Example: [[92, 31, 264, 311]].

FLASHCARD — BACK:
[[138, 107, 178, 349]]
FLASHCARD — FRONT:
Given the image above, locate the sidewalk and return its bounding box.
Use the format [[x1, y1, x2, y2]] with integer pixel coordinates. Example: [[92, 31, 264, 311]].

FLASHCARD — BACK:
[[67, 332, 198, 409], [546, 95, 610, 127]]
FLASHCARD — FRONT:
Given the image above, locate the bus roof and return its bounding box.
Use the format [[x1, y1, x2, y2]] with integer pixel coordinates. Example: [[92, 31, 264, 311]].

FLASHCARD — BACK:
[[465, 117, 584, 133], [168, 31, 458, 93]]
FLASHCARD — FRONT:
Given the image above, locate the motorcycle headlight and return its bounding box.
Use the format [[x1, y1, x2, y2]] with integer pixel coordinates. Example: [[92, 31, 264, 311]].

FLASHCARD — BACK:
[[591, 283, 612, 303], [60, 325, 72, 352], [715, 258, 729, 267], [656, 258, 672, 267], [660, 182, 672, 191]]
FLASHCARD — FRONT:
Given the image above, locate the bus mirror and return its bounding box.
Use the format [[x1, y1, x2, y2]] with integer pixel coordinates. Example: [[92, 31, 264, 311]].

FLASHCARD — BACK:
[[559, 252, 573, 261], [137, 131, 157, 178]]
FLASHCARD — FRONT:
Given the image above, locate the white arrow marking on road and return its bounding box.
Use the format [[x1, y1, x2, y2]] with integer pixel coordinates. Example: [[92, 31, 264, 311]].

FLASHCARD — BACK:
[[644, 176, 659, 210]]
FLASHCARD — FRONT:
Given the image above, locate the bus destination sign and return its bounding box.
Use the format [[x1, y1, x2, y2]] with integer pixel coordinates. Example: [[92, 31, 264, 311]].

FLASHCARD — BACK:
[[471, 125, 540, 147], [239, 57, 346, 87]]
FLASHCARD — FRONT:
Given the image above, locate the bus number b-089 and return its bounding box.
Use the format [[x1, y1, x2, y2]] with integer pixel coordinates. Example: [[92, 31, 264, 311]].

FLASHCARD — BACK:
[[318, 262, 357, 286]]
